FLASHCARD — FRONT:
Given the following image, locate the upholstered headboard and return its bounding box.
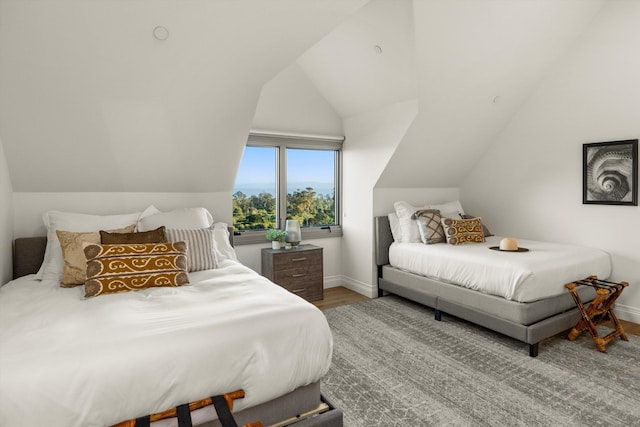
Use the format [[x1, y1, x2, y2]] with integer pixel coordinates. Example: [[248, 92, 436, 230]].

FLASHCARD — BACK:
[[13, 237, 47, 280], [12, 228, 235, 280], [374, 216, 393, 267]]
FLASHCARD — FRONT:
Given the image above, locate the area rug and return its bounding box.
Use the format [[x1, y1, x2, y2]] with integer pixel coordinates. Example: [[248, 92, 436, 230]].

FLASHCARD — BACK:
[[321, 296, 640, 427]]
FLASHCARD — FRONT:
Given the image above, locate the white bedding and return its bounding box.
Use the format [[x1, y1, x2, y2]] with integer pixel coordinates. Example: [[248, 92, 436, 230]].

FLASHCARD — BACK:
[[0, 260, 333, 427], [388, 236, 611, 302]]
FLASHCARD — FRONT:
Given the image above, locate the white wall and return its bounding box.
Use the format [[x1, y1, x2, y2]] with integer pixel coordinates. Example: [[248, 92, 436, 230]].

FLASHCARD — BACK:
[[12, 192, 232, 238], [252, 62, 343, 136], [461, 0, 640, 323], [373, 188, 460, 217], [342, 99, 418, 297], [0, 138, 13, 284]]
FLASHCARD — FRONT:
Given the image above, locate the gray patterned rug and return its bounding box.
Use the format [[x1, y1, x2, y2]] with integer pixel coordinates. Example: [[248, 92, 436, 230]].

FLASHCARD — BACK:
[[321, 296, 640, 426]]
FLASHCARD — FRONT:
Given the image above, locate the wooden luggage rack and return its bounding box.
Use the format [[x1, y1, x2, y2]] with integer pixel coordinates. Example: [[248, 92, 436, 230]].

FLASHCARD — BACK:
[[565, 276, 629, 353], [113, 389, 262, 427]]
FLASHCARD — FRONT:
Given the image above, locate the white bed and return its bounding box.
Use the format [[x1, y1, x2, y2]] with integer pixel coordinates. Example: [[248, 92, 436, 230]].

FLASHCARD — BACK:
[[389, 236, 611, 302], [0, 260, 333, 427], [375, 214, 613, 357]]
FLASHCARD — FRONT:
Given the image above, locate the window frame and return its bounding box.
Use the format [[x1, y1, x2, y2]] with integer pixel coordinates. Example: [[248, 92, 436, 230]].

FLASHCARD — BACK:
[[233, 131, 344, 245]]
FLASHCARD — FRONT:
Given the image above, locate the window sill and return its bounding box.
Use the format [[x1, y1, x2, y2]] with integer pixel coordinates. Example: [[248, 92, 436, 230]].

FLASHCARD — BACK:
[[233, 226, 342, 246]]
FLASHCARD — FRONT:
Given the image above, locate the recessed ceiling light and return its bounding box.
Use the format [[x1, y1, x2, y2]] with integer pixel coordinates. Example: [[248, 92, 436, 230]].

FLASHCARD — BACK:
[[153, 26, 169, 41], [374, 45, 383, 54]]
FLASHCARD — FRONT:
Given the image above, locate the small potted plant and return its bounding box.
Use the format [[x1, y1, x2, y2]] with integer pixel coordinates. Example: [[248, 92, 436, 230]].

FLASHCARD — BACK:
[[265, 228, 287, 249]]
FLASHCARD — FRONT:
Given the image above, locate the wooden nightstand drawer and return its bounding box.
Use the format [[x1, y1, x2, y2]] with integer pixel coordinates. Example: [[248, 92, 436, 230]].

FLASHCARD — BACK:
[[278, 280, 323, 302], [274, 264, 323, 287], [271, 250, 322, 269], [261, 245, 324, 303]]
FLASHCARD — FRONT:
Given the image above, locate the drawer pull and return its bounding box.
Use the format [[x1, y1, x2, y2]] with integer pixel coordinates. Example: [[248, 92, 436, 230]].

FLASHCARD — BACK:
[[291, 257, 307, 262], [292, 274, 306, 278], [291, 288, 306, 294]]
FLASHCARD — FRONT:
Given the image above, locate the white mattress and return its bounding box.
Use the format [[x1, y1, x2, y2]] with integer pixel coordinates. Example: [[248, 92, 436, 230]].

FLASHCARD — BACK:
[[388, 236, 611, 302], [0, 260, 333, 427]]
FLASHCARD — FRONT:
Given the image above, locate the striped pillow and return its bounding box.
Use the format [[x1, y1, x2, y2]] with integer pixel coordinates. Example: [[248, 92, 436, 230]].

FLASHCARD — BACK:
[[165, 228, 217, 272]]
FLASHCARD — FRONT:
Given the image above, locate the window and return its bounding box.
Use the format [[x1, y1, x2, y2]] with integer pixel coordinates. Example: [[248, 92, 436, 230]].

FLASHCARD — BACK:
[[233, 146, 277, 231], [233, 131, 343, 243]]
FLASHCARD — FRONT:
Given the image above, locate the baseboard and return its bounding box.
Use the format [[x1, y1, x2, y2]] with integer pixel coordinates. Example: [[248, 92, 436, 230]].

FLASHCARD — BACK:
[[339, 276, 375, 298], [323, 275, 341, 289], [614, 303, 640, 324]]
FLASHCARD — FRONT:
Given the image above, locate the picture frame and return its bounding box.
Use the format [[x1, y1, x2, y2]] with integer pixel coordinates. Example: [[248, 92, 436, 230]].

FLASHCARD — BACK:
[[583, 139, 638, 206]]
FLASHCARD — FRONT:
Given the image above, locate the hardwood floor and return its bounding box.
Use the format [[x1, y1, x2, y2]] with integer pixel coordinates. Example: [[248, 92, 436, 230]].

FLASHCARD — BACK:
[[315, 287, 640, 337], [312, 286, 369, 310], [602, 319, 640, 336]]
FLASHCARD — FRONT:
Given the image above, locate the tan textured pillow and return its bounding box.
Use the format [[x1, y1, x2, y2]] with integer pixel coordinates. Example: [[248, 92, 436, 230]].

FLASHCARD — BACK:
[[56, 225, 135, 287], [83, 242, 189, 297], [413, 209, 445, 244], [100, 226, 166, 244], [441, 217, 486, 245]]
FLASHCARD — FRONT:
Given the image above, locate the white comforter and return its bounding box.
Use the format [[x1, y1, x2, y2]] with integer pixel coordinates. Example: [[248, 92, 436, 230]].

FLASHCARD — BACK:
[[389, 236, 611, 302], [0, 260, 333, 427]]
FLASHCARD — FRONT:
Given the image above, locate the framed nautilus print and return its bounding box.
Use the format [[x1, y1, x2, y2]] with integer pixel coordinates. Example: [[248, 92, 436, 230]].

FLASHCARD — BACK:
[[583, 139, 638, 206]]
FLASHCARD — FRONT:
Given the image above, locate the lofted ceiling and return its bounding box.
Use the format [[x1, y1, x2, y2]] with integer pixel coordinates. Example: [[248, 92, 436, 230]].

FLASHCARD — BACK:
[[297, 0, 417, 118], [292, 0, 605, 188], [0, 0, 368, 192], [1, 0, 611, 193], [376, 0, 605, 188]]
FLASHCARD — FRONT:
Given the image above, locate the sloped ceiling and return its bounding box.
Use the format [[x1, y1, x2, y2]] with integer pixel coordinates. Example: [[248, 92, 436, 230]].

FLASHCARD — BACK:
[[297, 0, 417, 118], [376, 0, 604, 188], [294, 0, 604, 188], [251, 62, 343, 136], [0, 0, 367, 192], [1, 0, 611, 193]]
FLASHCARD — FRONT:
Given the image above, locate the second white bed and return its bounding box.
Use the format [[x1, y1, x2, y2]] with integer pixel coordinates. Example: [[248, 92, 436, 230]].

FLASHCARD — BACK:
[[388, 236, 611, 302]]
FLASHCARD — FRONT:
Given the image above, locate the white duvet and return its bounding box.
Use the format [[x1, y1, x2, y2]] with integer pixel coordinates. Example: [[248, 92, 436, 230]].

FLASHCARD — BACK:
[[389, 236, 611, 302], [0, 260, 333, 427]]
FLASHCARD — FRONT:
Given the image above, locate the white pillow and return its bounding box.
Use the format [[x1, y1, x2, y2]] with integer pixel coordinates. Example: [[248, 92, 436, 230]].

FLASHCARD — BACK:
[[393, 201, 427, 243], [430, 200, 465, 220], [137, 207, 214, 232], [387, 213, 402, 242], [137, 204, 161, 223], [393, 200, 466, 243], [37, 210, 143, 282], [212, 222, 238, 264]]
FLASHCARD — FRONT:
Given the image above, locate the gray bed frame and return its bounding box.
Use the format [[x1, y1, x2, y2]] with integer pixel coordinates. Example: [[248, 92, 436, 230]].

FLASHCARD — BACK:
[[374, 216, 595, 357], [11, 235, 342, 427]]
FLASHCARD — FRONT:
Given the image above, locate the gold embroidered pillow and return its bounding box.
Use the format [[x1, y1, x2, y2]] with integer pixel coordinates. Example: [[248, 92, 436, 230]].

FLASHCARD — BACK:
[[441, 217, 486, 245], [460, 214, 493, 237], [83, 242, 189, 297], [413, 209, 445, 244], [56, 225, 135, 287]]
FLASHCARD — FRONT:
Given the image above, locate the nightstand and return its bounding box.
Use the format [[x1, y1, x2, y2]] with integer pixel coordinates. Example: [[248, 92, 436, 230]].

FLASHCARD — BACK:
[[261, 244, 323, 302]]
